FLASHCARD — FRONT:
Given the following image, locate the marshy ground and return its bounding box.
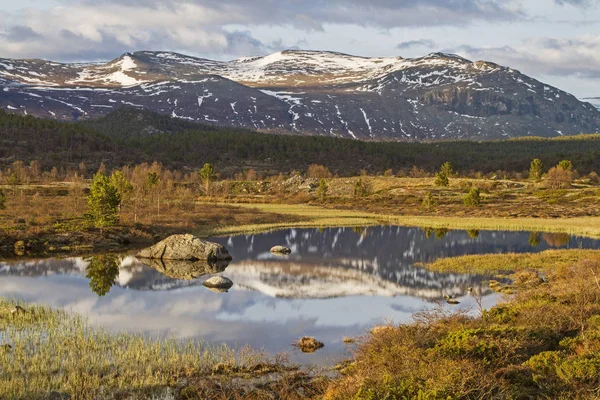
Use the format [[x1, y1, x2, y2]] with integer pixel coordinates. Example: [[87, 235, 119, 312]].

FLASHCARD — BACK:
[[2, 173, 600, 398]]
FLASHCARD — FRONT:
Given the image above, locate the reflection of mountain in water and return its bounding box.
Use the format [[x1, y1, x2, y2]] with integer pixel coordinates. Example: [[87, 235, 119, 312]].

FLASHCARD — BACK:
[[211, 226, 600, 299], [2, 227, 598, 300], [226, 260, 489, 300]]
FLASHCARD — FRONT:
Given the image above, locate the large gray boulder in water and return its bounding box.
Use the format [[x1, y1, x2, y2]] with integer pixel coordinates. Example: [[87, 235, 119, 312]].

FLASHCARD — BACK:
[[136, 234, 232, 262]]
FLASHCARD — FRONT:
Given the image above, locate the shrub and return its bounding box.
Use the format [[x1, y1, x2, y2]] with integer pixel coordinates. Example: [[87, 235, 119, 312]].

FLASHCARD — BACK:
[[307, 164, 332, 179], [421, 192, 437, 211], [545, 166, 573, 189], [0, 189, 5, 210], [353, 178, 371, 197], [588, 172, 600, 185], [464, 188, 481, 207], [434, 172, 449, 187]]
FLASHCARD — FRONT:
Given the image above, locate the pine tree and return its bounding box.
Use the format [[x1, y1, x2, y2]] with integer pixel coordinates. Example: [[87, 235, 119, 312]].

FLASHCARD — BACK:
[[421, 192, 437, 211], [434, 162, 451, 187], [86, 255, 120, 296], [440, 162, 453, 177], [316, 179, 328, 201], [87, 172, 121, 228], [199, 163, 216, 195], [558, 160, 573, 171], [529, 159, 543, 181]]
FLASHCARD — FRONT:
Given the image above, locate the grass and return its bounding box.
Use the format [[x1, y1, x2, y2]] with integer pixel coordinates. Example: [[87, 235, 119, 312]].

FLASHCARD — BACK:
[[418, 249, 600, 274], [3, 175, 600, 257], [207, 203, 384, 236], [0, 298, 327, 400], [325, 252, 600, 399], [211, 203, 600, 239]]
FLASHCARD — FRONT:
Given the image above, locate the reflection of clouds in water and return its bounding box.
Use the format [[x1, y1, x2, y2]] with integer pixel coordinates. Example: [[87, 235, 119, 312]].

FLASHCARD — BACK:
[[0, 275, 371, 364], [2, 226, 598, 364]]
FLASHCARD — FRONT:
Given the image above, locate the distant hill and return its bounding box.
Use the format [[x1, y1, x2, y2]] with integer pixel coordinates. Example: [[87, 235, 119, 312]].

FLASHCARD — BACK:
[[2, 50, 600, 141], [2, 108, 600, 176]]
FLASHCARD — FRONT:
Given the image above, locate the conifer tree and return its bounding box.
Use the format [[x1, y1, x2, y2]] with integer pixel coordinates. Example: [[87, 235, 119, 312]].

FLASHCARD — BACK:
[[87, 172, 121, 228], [199, 163, 216, 195], [529, 159, 543, 181]]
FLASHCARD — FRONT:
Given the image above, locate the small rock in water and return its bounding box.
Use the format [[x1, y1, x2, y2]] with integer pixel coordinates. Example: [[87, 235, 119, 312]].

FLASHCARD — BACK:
[[203, 276, 234, 291], [294, 336, 324, 353], [270, 245, 291, 255]]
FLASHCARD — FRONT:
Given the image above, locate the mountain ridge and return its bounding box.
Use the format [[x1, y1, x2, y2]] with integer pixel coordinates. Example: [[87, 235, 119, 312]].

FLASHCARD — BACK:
[[1, 49, 600, 141]]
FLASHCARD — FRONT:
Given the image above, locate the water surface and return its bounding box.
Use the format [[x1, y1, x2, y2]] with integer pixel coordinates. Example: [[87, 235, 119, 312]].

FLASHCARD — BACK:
[[1, 226, 597, 365]]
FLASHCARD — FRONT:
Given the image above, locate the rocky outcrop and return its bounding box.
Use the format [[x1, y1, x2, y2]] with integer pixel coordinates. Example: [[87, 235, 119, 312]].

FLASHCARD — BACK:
[[136, 234, 232, 262]]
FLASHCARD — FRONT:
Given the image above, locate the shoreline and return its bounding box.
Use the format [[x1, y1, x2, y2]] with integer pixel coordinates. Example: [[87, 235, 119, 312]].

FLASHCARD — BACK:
[[3, 202, 600, 259]]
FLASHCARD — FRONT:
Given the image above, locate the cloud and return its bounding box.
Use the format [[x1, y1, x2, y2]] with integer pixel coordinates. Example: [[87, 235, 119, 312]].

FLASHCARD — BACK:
[[554, 0, 595, 6], [396, 39, 437, 50], [452, 36, 600, 79], [0, 0, 524, 60]]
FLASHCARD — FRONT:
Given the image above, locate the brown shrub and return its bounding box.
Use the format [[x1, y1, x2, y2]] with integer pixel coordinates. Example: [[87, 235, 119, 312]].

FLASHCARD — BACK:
[[306, 164, 332, 179], [545, 166, 573, 189]]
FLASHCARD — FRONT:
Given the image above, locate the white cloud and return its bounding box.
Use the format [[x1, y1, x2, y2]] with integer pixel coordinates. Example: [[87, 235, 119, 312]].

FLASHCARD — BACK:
[[453, 35, 600, 79], [0, 0, 523, 60]]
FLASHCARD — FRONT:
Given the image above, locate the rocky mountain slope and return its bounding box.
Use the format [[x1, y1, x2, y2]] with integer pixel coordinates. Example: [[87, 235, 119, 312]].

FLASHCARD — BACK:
[[1, 50, 600, 140]]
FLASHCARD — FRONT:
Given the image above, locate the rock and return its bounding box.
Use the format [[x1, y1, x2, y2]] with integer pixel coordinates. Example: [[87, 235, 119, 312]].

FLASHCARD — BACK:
[[203, 276, 234, 290], [270, 245, 291, 255], [137, 234, 232, 262], [294, 336, 324, 353], [141, 258, 230, 280]]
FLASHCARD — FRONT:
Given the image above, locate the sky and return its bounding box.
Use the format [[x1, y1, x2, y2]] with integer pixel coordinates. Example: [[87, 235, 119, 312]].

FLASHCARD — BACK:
[[0, 0, 599, 97]]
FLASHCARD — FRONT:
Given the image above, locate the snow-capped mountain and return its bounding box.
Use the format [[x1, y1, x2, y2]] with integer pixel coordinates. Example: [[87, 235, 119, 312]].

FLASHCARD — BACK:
[[2, 50, 600, 140], [582, 97, 600, 112]]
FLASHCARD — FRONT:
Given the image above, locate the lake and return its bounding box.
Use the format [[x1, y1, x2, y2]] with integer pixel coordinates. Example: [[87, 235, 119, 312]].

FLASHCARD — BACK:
[[1, 226, 598, 365]]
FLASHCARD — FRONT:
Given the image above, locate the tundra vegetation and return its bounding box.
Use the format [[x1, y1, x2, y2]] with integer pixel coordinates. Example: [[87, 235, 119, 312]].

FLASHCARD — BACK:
[[3, 110, 600, 398]]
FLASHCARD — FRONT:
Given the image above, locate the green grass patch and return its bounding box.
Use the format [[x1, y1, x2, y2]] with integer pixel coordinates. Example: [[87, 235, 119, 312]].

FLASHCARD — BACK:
[[416, 249, 600, 274]]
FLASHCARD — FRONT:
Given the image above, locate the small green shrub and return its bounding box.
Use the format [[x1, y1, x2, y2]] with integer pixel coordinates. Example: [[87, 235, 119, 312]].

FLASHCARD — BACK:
[[421, 192, 437, 211], [463, 188, 481, 207]]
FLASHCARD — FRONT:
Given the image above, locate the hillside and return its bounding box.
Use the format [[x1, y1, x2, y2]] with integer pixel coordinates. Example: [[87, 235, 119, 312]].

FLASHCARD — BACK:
[[2, 108, 600, 176], [1, 50, 600, 140]]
